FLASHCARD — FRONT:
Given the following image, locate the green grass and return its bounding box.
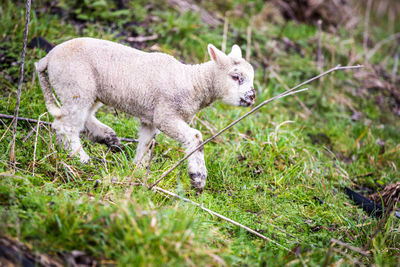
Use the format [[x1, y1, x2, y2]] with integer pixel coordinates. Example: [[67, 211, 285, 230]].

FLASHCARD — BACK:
[[1, 0, 399, 266]]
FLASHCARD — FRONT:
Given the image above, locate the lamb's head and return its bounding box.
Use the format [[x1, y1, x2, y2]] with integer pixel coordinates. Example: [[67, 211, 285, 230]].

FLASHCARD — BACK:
[[208, 44, 255, 107]]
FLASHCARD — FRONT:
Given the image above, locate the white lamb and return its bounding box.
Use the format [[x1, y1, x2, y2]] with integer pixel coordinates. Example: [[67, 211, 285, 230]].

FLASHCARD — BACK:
[[35, 37, 255, 190]]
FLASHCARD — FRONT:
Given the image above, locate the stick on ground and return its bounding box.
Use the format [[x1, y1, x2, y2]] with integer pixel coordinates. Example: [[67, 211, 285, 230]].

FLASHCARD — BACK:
[[9, 0, 32, 167], [149, 64, 363, 189], [330, 238, 369, 257], [0, 113, 138, 143]]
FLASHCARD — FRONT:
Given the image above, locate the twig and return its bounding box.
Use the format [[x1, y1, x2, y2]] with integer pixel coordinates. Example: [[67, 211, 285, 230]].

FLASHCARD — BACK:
[[143, 139, 156, 187], [317, 20, 323, 72], [119, 137, 138, 143], [0, 118, 15, 143], [166, 0, 221, 26], [323, 242, 334, 266], [0, 114, 49, 125], [392, 49, 399, 82], [269, 68, 311, 115], [126, 34, 158, 43], [246, 25, 252, 61], [149, 64, 363, 189], [22, 124, 38, 142], [32, 113, 47, 176], [330, 238, 369, 257], [221, 16, 228, 53], [10, 0, 32, 167], [367, 32, 400, 60], [363, 0, 372, 63], [194, 115, 217, 136], [0, 113, 138, 142], [151, 185, 292, 252]]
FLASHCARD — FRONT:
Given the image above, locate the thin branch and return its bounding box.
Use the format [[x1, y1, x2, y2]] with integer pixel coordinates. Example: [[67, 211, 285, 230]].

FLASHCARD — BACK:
[[126, 34, 158, 43], [194, 115, 217, 136], [0, 118, 15, 143], [10, 0, 32, 167], [317, 19, 323, 72], [391, 49, 399, 82], [151, 185, 292, 252], [246, 25, 252, 62], [149, 64, 363, 189], [0, 113, 138, 142], [143, 139, 156, 187], [221, 15, 228, 53], [363, 0, 372, 63], [32, 113, 47, 176], [269, 67, 311, 115], [367, 32, 400, 60], [0, 114, 49, 125], [119, 137, 138, 143], [22, 124, 38, 143], [330, 238, 370, 257]]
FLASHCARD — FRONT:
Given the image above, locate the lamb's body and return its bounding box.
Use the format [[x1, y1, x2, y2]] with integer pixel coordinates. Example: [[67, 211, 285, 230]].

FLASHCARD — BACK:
[[36, 37, 255, 190], [45, 38, 215, 124]]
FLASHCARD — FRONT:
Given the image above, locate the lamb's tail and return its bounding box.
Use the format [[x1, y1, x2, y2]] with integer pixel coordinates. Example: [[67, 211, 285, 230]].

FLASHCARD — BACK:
[[35, 56, 62, 118]]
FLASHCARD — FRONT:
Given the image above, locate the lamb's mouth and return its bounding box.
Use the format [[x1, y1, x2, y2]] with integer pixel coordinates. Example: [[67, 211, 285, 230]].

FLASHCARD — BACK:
[[239, 98, 254, 107]]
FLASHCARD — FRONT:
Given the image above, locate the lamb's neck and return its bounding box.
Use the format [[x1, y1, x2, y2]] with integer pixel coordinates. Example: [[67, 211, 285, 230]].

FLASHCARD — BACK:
[[188, 61, 219, 109]]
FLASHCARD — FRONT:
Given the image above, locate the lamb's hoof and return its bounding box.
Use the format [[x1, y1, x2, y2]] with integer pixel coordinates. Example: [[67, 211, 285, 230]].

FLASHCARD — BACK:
[[189, 172, 206, 191], [101, 135, 123, 152]]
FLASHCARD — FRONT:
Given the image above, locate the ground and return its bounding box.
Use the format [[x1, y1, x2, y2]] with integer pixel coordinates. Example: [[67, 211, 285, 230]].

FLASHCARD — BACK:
[[0, 0, 399, 266]]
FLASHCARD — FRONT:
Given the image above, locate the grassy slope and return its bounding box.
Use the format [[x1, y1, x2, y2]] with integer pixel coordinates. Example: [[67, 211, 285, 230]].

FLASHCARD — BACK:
[[0, 0, 399, 266]]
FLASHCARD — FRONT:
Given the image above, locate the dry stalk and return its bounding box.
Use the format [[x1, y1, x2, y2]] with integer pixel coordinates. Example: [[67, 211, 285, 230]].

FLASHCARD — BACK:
[[0, 114, 50, 125], [269, 67, 311, 116], [143, 139, 156, 187], [330, 238, 370, 257], [367, 32, 400, 60], [22, 125, 38, 143], [149, 64, 363, 189], [32, 113, 47, 176], [0, 118, 15, 143], [194, 115, 217, 135], [246, 25, 252, 61], [0, 113, 138, 143], [10, 0, 32, 168], [363, 0, 372, 64], [221, 16, 228, 53], [391, 49, 399, 82], [317, 19, 323, 72]]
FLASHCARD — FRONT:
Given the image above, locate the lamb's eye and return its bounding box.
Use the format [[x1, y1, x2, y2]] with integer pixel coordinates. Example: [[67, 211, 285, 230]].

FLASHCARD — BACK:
[[232, 74, 244, 85], [231, 74, 239, 81]]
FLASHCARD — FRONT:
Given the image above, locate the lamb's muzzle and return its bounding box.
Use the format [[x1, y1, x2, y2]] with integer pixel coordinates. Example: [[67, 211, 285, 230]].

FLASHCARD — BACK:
[[35, 37, 255, 191]]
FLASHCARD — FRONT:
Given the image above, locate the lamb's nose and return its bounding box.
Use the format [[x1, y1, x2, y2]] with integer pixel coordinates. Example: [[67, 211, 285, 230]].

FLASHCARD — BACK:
[[249, 87, 255, 100]]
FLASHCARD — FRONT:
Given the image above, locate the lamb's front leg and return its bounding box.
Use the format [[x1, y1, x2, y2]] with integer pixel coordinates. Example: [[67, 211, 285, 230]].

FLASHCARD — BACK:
[[134, 123, 157, 165], [155, 117, 207, 190]]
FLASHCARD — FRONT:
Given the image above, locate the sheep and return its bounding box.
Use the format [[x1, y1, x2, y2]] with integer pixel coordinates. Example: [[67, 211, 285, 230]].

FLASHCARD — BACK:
[[35, 37, 255, 190]]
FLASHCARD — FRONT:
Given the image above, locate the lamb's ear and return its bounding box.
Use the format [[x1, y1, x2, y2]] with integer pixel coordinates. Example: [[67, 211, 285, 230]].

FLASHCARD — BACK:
[[228, 44, 242, 58], [208, 44, 228, 65]]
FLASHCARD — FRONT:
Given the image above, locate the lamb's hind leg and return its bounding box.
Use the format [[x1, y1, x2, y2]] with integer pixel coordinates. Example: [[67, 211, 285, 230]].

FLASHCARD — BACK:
[[84, 102, 122, 151], [52, 100, 91, 163]]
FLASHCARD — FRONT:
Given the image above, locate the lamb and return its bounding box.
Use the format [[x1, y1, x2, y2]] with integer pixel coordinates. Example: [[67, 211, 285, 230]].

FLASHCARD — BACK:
[[35, 37, 255, 190]]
